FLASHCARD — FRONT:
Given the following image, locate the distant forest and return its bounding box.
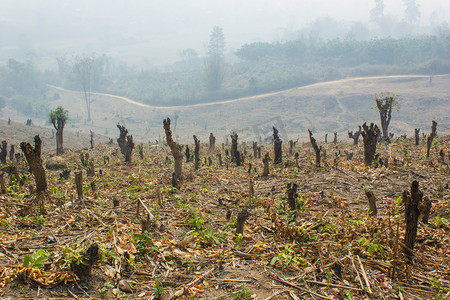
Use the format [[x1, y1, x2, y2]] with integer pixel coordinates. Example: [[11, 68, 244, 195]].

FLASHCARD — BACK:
[[0, 33, 449, 115]]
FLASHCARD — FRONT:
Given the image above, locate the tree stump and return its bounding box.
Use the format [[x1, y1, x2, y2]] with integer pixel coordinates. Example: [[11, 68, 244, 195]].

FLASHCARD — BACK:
[[361, 123, 380, 167], [230, 132, 241, 166], [163, 118, 183, 184], [138, 144, 144, 159], [117, 124, 135, 163], [20, 136, 47, 194], [289, 140, 297, 155], [262, 153, 270, 176], [217, 153, 222, 166], [403, 181, 431, 262], [193, 135, 200, 170], [308, 129, 321, 167], [252, 142, 258, 158], [90, 130, 94, 149], [0, 173, 6, 194], [348, 126, 362, 145], [426, 120, 437, 158], [287, 183, 298, 211], [209, 133, 216, 151], [75, 171, 83, 200], [364, 190, 378, 216], [414, 128, 420, 146], [9, 145, 14, 162], [235, 208, 249, 236], [324, 133, 328, 144], [273, 127, 282, 165], [0, 141, 7, 164], [185, 145, 191, 163], [71, 243, 99, 280], [333, 132, 338, 145]]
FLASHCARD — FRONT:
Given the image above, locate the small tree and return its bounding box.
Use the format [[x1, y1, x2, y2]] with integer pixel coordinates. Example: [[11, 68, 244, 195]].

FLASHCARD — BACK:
[[49, 106, 69, 155], [374, 92, 400, 142]]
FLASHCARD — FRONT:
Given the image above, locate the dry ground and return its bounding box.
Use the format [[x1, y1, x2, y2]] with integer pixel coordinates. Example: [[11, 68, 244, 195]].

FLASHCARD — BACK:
[[0, 130, 449, 299]]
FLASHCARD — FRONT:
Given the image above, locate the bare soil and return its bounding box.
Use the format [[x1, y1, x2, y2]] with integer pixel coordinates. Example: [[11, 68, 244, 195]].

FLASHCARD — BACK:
[[0, 130, 449, 299]]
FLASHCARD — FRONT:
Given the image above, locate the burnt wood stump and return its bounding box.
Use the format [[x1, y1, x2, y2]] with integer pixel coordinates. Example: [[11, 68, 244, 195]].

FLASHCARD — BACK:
[[262, 153, 271, 176], [193, 135, 200, 170], [20, 136, 47, 194], [235, 208, 249, 236], [0, 141, 7, 164], [426, 120, 437, 158], [273, 127, 282, 164], [230, 132, 242, 166], [163, 118, 183, 185], [361, 123, 380, 167], [287, 183, 298, 211], [117, 124, 135, 163], [414, 128, 420, 146], [348, 126, 362, 145], [403, 181, 431, 262], [364, 190, 378, 216], [209, 133, 216, 151], [308, 129, 321, 167]]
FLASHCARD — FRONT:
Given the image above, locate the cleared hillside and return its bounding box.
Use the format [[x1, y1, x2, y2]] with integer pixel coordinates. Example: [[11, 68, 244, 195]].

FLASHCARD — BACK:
[[4, 74, 450, 146]]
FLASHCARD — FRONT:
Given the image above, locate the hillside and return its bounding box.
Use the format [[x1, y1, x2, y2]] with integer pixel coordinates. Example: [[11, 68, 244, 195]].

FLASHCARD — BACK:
[[1, 74, 449, 147], [48, 74, 450, 144]]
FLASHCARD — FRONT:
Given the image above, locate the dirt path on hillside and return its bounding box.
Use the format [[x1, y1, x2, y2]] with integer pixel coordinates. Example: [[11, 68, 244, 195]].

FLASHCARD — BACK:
[[48, 74, 439, 110]]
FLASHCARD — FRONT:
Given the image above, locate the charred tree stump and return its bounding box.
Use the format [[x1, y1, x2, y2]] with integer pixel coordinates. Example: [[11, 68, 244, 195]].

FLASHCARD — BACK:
[[71, 243, 99, 280], [209, 133, 216, 151], [138, 144, 144, 159], [0, 141, 7, 164], [273, 127, 282, 164], [208, 157, 212, 166], [253, 142, 258, 158], [163, 118, 183, 184], [230, 132, 242, 166], [185, 145, 191, 163], [364, 190, 378, 216], [9, 145, 14, 162], [348, 126, 362, 145], [0, 173, 6, 194], [59, 169, 71, 179], [257, 147, 261, 159], [414, 128, 420, 146], [235, 208, 249, 236], [249, 179, 254, 201], [426, 120, 437, 158], [294, 152, 299, 167], [308, 129, 321, 167], [20, 136, 47, 194], [217, 153, 222, 166], [90, 130, 94, 149], [287, 183, 298, 211], [333, 132, 338, 145], [403, 181, 420, 262], [117, 124, 135, 163], [87, 160, 95, 177], [361, 123, 380, 167], [75, 171, 83, 200], [193, 135, 200, 170], [289, 140, 297, 155], [262, 153, 271, 176]]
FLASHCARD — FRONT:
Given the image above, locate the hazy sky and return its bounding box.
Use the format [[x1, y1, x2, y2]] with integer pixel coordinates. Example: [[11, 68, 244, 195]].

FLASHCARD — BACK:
[[0, 0, 449, 66]]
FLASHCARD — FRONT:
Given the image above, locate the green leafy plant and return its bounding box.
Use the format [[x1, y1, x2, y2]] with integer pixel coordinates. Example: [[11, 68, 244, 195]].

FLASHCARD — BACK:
[[133, 230, 161, 256], [430, 277, 450, 300], [357, 237, 386, 257], [23, 249, 49, 269], [188, 210, 205, 230], [270, 242, 308, 267], [231, 284, 254, 299]]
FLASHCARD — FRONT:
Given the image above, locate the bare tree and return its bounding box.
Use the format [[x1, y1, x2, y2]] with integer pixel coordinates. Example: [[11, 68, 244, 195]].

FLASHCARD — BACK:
[[374, 92, 400, 142], [49, 106, 69, 155]]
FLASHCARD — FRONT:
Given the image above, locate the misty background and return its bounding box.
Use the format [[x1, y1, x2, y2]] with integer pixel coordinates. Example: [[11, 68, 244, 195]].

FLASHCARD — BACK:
[[0, 0, 449, 142]]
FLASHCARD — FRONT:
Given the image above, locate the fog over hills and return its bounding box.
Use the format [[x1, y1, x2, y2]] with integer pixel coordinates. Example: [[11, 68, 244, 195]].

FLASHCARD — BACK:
[[1, 0, 449, 67]]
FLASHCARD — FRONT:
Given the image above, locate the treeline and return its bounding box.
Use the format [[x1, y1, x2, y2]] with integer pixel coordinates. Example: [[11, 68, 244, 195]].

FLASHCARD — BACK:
[[1, 34, 449, 113]]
